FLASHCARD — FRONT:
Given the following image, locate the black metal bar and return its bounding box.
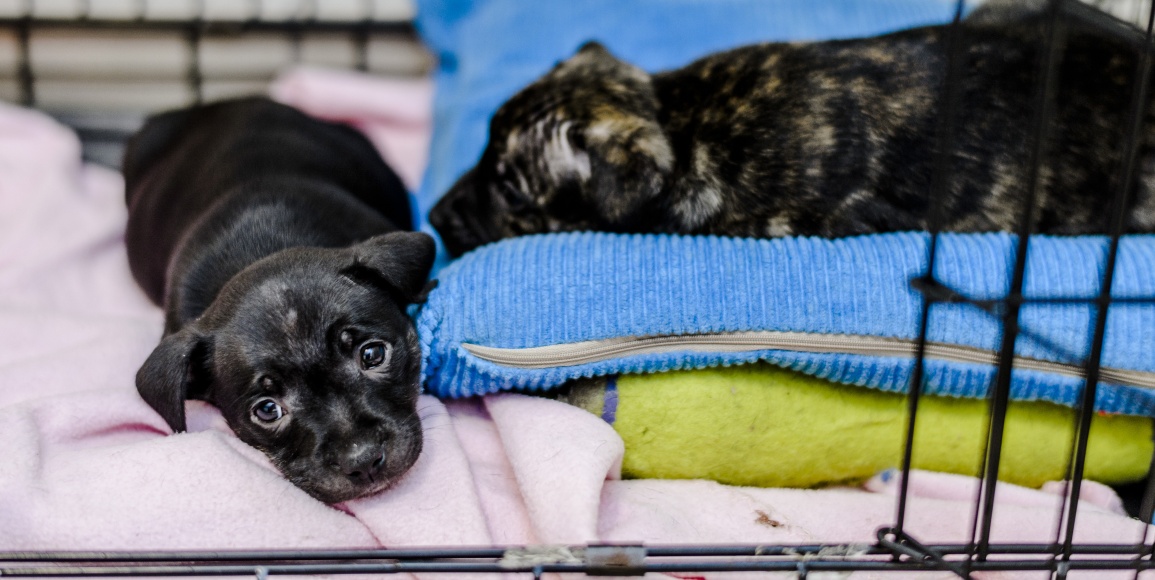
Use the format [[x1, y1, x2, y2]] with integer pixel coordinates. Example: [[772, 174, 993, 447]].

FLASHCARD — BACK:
[[4, 542, 1155, 562], [15, 14, 33, 107], [995, 296, 1154, 305], [1059, 0, 1155, 49], [1140, 448, 1155, 524], [7, 542, 1155, 577], [355, 25, 370, 72], [911, 278, 1155, 307], [0, 18, 415, 34], [1132, 6, 1155, 579], [912, 277, 1087, 365], [185, 0, 204, 105], [0, 548, 507, 562], [3, 557, 1155, 577], [294, 0, 320, 66], [894, 0, 967, 540], [289, 22, 304, 64], [1060, 0, 1155, 564], [356, 0, 372, 72], [186, 26, 202, 104], [1142, 494, 1155, 580], [878, 527, 971, 579], [911, 277, 1154, 368], [650, 543, 1151, 556], [975, 0, 1067, 561]]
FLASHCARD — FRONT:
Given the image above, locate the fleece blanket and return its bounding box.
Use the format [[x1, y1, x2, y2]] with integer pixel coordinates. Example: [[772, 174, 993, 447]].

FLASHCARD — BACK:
[[0, 72, 1150, 579]]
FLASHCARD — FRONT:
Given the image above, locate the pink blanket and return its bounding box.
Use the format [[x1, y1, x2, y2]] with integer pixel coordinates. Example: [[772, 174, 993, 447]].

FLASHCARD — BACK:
[[0, 70, 1150, 579]]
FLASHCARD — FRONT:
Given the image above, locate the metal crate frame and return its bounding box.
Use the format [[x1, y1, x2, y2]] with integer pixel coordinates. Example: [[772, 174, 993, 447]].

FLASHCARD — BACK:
[[3, 0, 1155, 577], [0, 0, 421, 164]]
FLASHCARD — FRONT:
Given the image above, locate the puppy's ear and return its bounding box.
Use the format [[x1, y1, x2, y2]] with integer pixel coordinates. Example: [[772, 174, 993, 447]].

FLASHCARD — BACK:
[[413, 279, 439, 304], [123, 107, 193, 200], [576, 40, 611, 57], [583, 113, 674, 226], [135, 328, 213, 433], [564, 44, 674, 226], [343, 231, 436, 304]]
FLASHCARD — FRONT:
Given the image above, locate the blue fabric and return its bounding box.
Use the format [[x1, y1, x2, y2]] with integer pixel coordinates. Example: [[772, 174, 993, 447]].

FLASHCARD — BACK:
[[412, 0, 973, 241], [417, 233, 1155, 416]]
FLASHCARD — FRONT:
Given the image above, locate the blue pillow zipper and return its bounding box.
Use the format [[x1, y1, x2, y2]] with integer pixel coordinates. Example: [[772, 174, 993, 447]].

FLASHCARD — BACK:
[[461, 331, 1155, 389]]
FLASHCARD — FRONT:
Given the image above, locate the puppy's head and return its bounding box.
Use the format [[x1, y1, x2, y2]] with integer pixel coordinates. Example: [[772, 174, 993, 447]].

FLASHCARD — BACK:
[[136, 232, 436, 503], [430, 42, 674, 256]]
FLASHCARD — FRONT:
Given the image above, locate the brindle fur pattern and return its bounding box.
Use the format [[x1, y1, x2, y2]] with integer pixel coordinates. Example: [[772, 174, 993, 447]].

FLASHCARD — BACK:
[[430, 17, 1155, 256]]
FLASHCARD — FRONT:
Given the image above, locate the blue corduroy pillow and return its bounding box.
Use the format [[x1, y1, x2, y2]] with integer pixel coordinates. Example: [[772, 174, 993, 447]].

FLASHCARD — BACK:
[[412, 0, 972, 241], [417, 233, 1155, 416]]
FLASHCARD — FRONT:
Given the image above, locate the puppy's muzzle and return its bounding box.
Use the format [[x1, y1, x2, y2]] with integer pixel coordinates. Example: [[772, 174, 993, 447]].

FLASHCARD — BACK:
[[430, 168, 497, 256]]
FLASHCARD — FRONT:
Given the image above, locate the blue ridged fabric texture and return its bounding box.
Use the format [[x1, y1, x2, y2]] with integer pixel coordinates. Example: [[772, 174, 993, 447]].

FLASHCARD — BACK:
[[412, 0, 973, 267], [418, 233, 1155, 416]]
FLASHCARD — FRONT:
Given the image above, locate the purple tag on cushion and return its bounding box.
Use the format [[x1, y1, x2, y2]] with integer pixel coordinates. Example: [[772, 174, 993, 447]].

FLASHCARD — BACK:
[[601, 375, 619, 425]]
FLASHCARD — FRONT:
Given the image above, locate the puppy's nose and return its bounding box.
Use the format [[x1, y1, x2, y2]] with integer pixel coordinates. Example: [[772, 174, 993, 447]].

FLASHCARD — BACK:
[[339, 444, 386, 484]]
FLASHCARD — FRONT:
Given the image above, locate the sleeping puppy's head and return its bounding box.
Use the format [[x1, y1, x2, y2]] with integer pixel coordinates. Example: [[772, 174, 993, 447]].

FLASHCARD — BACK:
[[136, 232, 435, 503], [429, 42, 674, 256]]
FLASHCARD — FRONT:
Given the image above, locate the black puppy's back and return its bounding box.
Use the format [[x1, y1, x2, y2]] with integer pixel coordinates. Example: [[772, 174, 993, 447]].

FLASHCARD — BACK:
[[124, 98, 412, 330]]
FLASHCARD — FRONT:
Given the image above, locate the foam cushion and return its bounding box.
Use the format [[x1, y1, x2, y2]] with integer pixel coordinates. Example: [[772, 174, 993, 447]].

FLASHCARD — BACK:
[[559, 364, 1152, 488]]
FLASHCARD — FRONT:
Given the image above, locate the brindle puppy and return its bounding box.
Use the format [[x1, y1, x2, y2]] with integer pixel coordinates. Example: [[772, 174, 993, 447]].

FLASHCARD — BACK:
[[430, 15, 1155, 256]]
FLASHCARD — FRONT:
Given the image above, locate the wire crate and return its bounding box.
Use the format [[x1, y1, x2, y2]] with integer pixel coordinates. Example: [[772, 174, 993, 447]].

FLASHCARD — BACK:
[[1, 0, 1154, 577]]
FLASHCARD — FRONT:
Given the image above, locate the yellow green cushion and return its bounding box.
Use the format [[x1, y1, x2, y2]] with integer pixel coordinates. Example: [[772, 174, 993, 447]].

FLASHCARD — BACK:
[[563, 363, 1152, 488]]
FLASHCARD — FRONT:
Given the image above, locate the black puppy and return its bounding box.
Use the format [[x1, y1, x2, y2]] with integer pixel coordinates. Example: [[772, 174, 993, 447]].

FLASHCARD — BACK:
[[125, 97, 435, 503], [430, 17, 1155, 256]]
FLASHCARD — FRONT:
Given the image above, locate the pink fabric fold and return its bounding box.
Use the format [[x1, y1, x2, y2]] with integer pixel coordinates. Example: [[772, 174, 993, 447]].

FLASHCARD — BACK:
[[0, 73, 1150, 579]]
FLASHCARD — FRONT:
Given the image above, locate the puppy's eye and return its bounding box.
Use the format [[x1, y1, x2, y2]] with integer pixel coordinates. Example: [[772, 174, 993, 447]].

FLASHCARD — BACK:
[[252, 398, 284, 423], [360, 341, 388, 370], [502, 183, 531, 212]]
